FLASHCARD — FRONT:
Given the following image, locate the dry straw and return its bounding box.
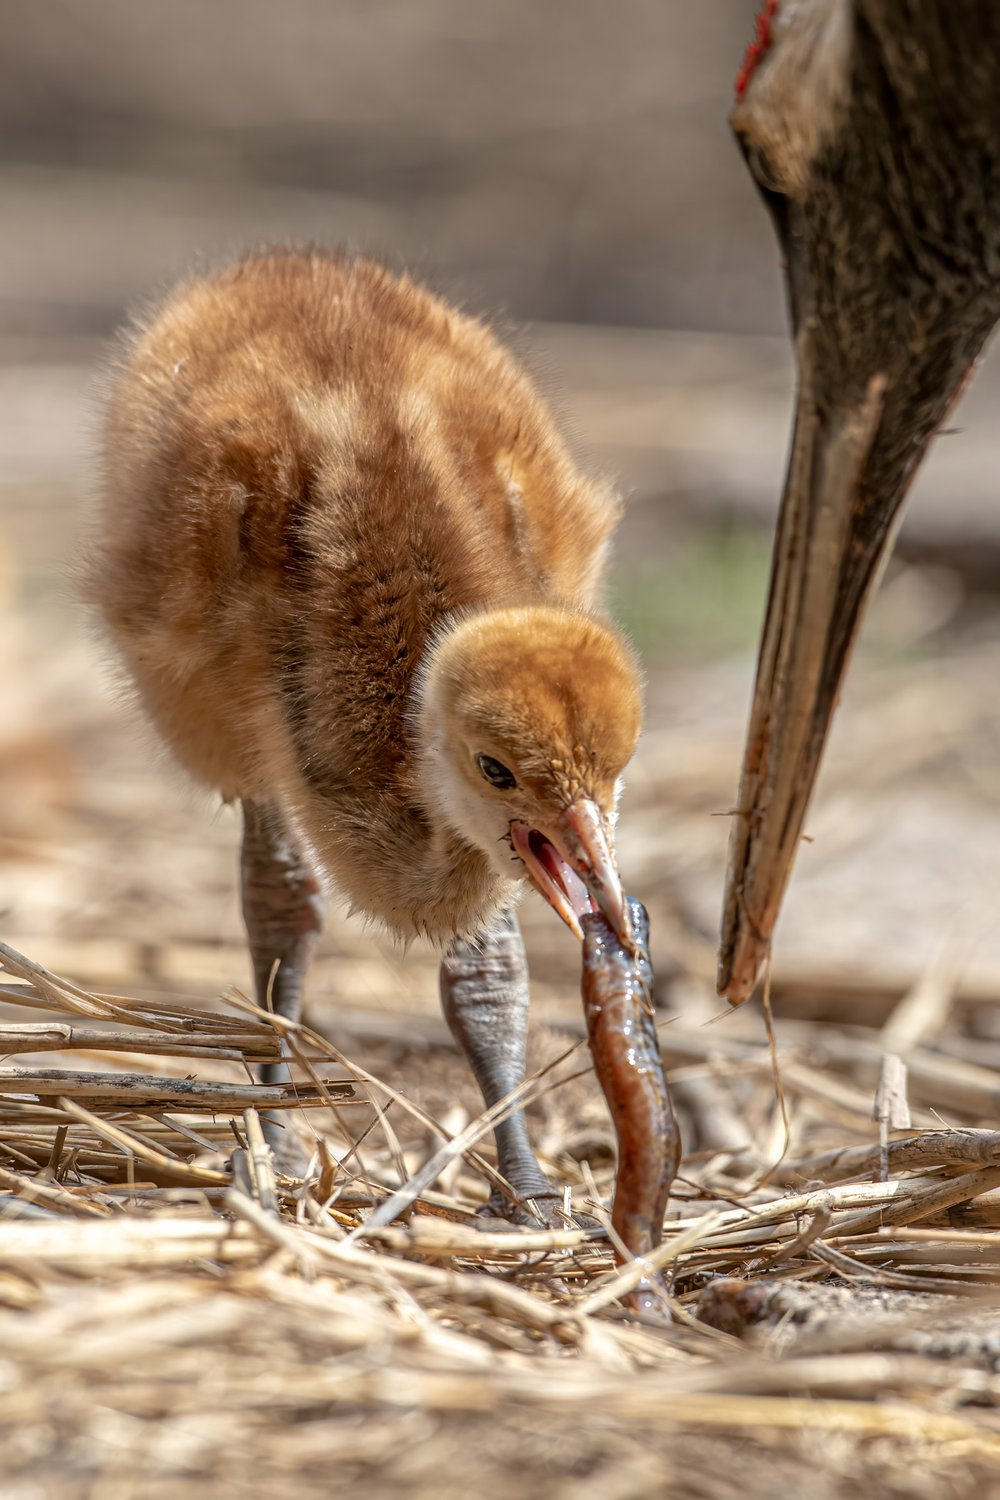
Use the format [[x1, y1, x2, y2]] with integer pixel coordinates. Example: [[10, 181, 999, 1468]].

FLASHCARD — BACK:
[[4, 933, 1000, 1497]]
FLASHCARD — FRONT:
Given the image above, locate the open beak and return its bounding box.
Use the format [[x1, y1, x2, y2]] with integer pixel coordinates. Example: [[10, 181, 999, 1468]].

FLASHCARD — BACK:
[[511, 799, 629, 945], [719, 362, 900, 1006]]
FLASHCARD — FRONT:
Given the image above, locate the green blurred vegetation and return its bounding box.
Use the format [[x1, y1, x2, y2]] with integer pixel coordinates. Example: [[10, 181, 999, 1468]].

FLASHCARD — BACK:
[[610, 521, 772, 666]]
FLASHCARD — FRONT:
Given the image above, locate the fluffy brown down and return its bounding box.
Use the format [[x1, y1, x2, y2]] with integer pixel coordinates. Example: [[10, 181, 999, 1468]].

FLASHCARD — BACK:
[[92, 248, 641, 941]]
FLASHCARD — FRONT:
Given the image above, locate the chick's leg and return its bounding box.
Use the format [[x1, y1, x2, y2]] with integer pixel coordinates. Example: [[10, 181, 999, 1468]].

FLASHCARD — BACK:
[[440, 910, 559, 1223], [240, 799, 325, 1162]]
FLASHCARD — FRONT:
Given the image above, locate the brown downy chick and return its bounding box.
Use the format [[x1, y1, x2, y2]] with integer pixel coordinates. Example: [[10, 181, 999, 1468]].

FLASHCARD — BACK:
[[92, 248, 642, 1212]]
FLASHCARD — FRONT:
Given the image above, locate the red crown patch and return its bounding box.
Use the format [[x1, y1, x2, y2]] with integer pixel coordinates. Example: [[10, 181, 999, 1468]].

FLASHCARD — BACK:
[[735, 0, 780, 99]]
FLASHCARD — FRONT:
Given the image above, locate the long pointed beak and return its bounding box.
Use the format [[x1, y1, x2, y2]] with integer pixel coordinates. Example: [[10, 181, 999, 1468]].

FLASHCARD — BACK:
[[720, 19, 1000, 1006], [718, 368, 896, 1005], [511, 798, 629, 945]]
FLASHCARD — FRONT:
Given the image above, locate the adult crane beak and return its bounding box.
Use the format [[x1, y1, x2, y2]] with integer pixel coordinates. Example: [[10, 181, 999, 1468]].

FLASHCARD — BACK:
[[718, 358, 898, 1006], [719, 5, 1000, 1007], [511, 799, 629, 945], [717, 274, 993, 1006]]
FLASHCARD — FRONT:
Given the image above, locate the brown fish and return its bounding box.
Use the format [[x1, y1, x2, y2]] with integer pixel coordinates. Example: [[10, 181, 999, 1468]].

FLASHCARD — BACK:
[[581, 897, 679, 1315]]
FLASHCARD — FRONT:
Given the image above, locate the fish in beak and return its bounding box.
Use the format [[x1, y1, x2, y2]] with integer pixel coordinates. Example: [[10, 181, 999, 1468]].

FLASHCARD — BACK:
[[511, 799, 629, 945], [720, 7, 1000, 1004]]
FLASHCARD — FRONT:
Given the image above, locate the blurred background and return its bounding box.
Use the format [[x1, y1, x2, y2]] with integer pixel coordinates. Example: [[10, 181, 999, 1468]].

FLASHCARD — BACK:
[[5, 0, 1000, 1070]]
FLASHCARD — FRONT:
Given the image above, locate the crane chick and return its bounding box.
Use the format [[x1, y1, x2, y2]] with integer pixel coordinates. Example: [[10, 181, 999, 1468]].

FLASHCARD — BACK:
[[92, 248, 642, 1218]]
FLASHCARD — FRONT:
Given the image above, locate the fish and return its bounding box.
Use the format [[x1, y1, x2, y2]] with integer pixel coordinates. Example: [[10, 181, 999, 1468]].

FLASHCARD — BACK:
[[581, 897, 679, 1315]]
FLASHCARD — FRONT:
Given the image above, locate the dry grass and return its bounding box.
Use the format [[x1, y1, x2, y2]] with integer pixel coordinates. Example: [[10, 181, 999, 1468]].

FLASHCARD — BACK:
[[5, 929, 1000, 1500]]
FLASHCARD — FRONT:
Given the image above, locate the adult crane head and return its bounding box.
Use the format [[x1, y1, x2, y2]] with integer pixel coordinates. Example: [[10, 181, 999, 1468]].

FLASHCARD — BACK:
[[719, 1, 1000, 1005]]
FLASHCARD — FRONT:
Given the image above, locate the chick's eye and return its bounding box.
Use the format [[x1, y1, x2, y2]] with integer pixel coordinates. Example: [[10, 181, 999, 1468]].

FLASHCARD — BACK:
[[476, 754, 517, 790]]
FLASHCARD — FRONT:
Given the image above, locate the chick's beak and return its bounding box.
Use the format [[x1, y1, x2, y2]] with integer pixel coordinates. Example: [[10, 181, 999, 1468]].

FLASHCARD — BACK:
[[511, 799, 628, 944]]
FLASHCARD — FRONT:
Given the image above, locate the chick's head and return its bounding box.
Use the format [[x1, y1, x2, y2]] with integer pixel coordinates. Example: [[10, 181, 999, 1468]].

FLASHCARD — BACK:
[[414, 604, 643, 940]]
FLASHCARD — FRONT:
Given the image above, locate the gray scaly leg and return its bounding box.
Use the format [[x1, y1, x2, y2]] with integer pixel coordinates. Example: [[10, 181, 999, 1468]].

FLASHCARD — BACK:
[[440, 909, 560, 1223], [240, 798, 324, 1165]]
